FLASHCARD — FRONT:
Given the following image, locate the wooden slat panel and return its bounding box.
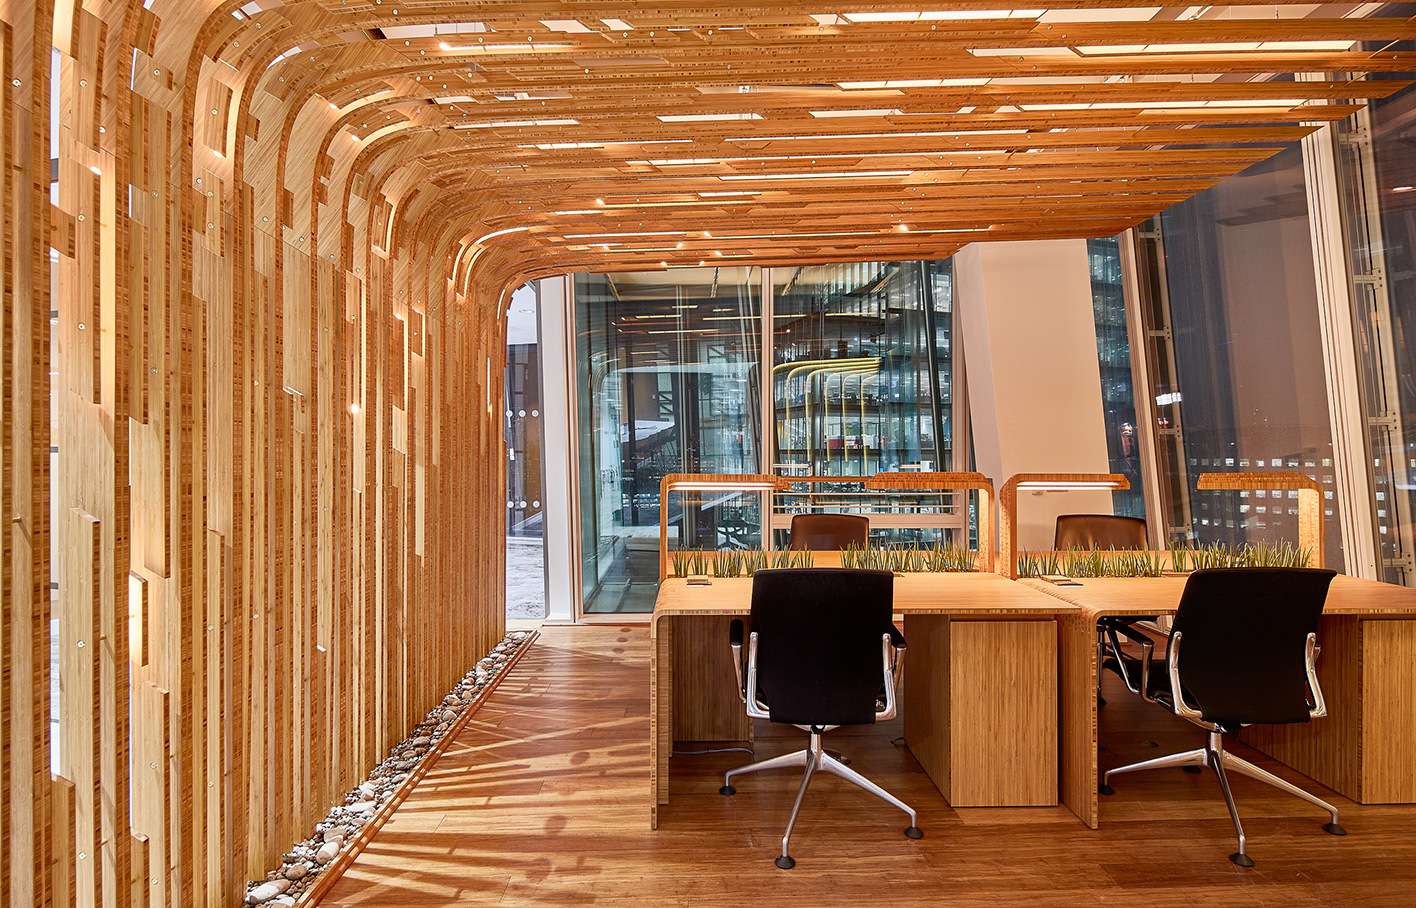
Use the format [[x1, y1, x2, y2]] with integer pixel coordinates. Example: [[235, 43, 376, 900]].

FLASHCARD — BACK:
[[4, 4, 1413, 908], [1358, 619, 1416, 803]]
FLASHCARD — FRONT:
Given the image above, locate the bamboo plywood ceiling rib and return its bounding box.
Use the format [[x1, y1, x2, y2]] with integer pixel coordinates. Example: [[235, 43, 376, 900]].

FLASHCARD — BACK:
[[240, 2, 1414, 273]]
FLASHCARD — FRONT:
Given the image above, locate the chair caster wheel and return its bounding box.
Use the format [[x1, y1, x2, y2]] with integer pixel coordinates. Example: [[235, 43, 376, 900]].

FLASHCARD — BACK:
[[775, 855, 796, 870], [1323, 822, 1347, 836], [1183, 766, 1203, 774], [1099, 784, 1115, 796], [904, 826, 923, 839], [838, 755, 851, 766], [1229, 852, 1255, 868], [719, 785, 736, 796]]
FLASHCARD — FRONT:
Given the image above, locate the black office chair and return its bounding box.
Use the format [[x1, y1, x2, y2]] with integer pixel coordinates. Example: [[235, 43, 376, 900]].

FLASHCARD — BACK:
[[1056, 514, 1151, 708], [789, 513, 870, 551], [720, 568, 921, 869], [1099, 568, 1345, 866]]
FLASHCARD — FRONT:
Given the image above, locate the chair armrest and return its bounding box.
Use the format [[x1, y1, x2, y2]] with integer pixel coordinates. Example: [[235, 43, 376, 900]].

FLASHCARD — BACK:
[[728, 619, 746, 703], [1305, 632, 1327, 719], [1164, 632, 1205, 722], [1104, 621, 1156, 702]]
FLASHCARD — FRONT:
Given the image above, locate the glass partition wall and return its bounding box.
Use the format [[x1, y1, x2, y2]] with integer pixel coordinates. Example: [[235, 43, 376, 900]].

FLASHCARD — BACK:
[[573, 262, 960, 614], [575, 269, 763, 614], [769, 261, 961, 548]]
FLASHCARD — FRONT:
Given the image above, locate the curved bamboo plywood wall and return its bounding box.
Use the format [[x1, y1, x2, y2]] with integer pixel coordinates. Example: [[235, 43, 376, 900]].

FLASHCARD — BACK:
[[0, 3, 1413, 908]]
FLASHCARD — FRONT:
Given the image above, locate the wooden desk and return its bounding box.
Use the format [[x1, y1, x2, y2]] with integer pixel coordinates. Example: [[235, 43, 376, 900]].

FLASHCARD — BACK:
[[650, 571, 1077, 828], [1020, 575, 1416, 829]]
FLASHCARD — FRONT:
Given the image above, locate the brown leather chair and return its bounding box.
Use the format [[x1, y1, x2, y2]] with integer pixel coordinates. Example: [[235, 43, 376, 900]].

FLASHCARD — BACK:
[[1054, 514, 1148, 550], [789, 513, 870, 551]]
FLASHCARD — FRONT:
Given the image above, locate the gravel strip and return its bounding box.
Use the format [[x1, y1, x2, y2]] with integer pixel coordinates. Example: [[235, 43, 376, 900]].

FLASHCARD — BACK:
[[242, 630, 535, 906]]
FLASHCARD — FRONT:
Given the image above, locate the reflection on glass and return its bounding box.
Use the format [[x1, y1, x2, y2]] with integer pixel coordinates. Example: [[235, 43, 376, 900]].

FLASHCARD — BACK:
[[770, 261, 957, 545], [1086, 237, 1146, 519], [1336, 69, 1416, 585], [575, 268, 761, 613], [1154, 144, 1343, 568]]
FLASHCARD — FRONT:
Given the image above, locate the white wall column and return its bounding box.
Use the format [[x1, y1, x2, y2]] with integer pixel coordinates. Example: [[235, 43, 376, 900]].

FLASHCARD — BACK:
[[955, 239, 1114, 551], [538, 275, 577, 622]]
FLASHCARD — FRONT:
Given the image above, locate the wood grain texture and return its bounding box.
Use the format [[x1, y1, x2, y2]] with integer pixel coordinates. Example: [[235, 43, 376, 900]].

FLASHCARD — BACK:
[[654, 573, 1071, 820], [670, 616, 753, 744], [902, 616, 1057, 807], [902, 615, 952, 799], [947, 621, 1057, 806], [1358, 619, 1416, 803], [321, 626, 1416, 908], [1022, 576, 1416, 829], [2, 4, 1415, 907]]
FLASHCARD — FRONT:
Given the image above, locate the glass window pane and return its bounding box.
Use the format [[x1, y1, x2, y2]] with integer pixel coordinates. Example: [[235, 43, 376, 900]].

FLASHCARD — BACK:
[[1157, 145, 1343, 569], [770, 261, 958, 545], [574, 268, 761, 614], [1086, 237, 1147, 519]]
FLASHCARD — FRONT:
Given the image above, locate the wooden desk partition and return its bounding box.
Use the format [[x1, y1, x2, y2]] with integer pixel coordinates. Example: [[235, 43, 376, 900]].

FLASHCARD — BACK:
[[1022, 575, 1416, 829], [650, 572, 1072, 828], [658, 474, 789, 580], [1197, 471, 1324, 567], [865, 471, 995, 572], [998, 473, 1130, 579]]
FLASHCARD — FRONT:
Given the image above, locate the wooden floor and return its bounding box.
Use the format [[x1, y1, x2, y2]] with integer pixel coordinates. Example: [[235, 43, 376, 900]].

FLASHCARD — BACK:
[[320, 626, 1416, 907]]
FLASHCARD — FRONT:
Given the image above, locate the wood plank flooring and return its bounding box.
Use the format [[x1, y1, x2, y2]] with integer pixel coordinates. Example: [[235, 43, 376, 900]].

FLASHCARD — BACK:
[[319, 626, 1416, 907]]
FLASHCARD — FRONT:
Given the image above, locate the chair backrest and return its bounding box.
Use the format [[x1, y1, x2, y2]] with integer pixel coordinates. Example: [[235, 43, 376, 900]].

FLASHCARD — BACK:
[[1170, 568, 1336, 729], [749, 568, 894, 727], [1054, 514, 1148, 551], [789, 513, 870, 551]]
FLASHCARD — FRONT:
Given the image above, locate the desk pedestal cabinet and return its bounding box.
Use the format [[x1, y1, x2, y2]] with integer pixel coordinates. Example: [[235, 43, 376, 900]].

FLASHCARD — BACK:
[[902, 616, 1057, 806]]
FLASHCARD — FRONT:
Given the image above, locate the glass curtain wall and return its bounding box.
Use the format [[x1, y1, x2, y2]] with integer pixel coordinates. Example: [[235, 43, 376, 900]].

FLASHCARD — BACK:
[[1139, 145, 1344, 568], [572, 262, 958, 613], [1334, 55, 1416, 584], [575, 268, 762, 614], [1086, 237, 1146, 519], [771, 261, 954, 477], [770, 261, 958, 546]]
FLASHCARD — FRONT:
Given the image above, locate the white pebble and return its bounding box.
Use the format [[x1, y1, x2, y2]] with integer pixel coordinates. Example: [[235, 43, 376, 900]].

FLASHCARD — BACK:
[[247, 879, 291, 904]]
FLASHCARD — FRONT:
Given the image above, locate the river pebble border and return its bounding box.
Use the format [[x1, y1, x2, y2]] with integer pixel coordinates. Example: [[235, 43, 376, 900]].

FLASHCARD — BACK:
[[242, 630, 536, 906]]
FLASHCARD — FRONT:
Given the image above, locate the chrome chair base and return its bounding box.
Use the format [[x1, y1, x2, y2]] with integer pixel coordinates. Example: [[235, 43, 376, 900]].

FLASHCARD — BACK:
[[720, 729, 921, 868], [1101, 730, 1346, 866]]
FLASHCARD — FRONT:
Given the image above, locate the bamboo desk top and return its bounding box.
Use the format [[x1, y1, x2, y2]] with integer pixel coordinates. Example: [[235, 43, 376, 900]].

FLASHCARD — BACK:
[[1018, 574, 1416, 618], [653, 571, 1078, 625]]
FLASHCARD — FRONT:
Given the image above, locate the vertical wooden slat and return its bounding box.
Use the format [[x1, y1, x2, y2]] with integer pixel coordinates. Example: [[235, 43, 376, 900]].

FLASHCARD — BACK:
[[28, 6, 510, 908]]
